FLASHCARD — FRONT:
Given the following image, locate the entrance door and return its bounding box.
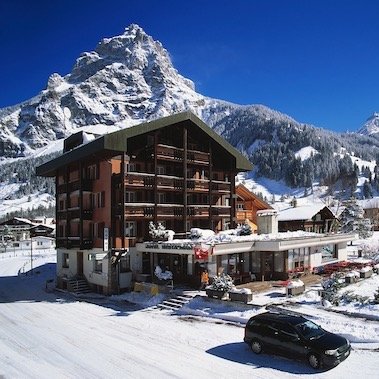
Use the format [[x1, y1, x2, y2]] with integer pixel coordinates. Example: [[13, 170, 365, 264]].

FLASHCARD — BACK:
[[77, 251, 83, 277], [260, 252, 274, 281], [171, 254, 188, 283]]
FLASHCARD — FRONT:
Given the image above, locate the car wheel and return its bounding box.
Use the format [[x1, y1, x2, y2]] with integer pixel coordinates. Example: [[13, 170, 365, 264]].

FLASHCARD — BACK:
[[250, 339, 262, 354], [308, 353, 321, 369]]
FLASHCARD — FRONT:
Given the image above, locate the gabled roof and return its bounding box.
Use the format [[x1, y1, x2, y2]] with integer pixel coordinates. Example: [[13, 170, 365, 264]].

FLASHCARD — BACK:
[[36, 111, 253, 177], [0, 217, 34, 227], [236, 183, 273, 210], [277, 204, 334, 222], [359, 197, 379, 209]]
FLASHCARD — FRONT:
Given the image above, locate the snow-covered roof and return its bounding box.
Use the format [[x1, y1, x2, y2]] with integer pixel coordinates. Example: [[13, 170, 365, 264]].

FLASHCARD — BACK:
[[277, 204, 327, 221], [359, 197, 379, 209]]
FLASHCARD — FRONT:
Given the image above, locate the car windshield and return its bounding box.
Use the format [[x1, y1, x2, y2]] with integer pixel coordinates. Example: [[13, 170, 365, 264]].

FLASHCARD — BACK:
[[295, 320, 325, 340]]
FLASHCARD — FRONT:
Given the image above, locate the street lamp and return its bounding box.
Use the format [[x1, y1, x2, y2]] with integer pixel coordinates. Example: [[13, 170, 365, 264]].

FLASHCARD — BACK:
[[30, 235, 33, 275]]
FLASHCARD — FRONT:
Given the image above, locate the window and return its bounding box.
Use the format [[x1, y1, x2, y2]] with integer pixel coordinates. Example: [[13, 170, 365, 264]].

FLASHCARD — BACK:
[[120, 255, 130, 273], [237, 202, 244, 210], [125, 191, 135, 203], [99, 192, 105, 208], [157, 193, 165, 204], [157, 165, 165, 175], [92, 192, 105, 208], [62, 253, 69, 268], [59, 200, 65, 210], [321, 244, 337, 262], [127, 163, 136, 172], [125, 222, 136, 237], [94, 260, 102, 273], [87, 164, 98, 180]]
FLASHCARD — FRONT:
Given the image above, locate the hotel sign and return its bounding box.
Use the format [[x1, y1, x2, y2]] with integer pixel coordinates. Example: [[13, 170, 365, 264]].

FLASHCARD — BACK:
[[145, 242, 194, 250]]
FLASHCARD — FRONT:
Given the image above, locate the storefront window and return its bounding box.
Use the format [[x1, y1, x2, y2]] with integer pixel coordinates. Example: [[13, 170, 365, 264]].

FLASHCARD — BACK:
[[321, 244, 337, 262], [288, 247, 310, 271]]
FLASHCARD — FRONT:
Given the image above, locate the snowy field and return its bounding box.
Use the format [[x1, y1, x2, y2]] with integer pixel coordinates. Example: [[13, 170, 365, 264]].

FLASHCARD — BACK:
[[0, 250, 379, 379]]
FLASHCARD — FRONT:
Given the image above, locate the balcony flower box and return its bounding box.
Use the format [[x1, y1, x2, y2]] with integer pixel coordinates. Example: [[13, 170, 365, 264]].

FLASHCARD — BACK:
[[286, 279, 305, 297], [206, 288, 228, 300], [360, 266, 373, 279], [229, 288, 253, 303], [205, 274, 234, 300]]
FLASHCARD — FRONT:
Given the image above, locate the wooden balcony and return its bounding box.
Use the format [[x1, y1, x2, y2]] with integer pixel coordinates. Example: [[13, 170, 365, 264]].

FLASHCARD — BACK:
[[211, 181, 231, 193], [187, 205, 210, 217], [157, 176, 183, 190], [150, 144, 210, 165], [186, 150, 210, 165], [124, 204, 155, 218], [57, 183, 68, 194], [187, 179, 209, 192], [125, 173, 153, 188], [68, 179, 93, 193], [155, 144, 184, 161], [211, 205, 231, 217], [68, 208, 93, 220]]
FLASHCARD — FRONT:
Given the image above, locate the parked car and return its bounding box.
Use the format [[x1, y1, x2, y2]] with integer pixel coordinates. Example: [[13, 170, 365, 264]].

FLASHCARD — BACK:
[[244, 311, 351, 369]]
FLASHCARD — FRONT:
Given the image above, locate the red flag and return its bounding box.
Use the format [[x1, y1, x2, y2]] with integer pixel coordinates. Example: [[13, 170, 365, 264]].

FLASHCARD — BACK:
[[194, 247, 209, 260]]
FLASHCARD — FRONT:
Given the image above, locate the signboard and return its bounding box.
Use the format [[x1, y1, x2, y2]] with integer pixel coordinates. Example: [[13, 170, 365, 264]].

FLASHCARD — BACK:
[[103, 227, 109, 251]]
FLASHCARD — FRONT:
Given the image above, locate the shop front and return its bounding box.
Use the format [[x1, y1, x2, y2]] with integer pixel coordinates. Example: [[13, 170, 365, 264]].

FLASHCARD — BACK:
[[136, 232, 356, 288]]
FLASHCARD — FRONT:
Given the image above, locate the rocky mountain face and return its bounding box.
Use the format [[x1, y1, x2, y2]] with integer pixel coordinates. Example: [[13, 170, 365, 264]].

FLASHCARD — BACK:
[[357, 113, 379, 136], [1, 24, 379, 195], [0, 24, 299, 158]]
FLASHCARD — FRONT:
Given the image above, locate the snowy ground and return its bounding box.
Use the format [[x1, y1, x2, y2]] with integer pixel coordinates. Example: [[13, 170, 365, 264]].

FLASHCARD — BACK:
[[0, 250, 378, 379]]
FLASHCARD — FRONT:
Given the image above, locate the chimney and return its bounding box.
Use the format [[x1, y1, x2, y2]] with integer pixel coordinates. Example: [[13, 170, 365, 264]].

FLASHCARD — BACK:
[[256, 209, 278, 235]]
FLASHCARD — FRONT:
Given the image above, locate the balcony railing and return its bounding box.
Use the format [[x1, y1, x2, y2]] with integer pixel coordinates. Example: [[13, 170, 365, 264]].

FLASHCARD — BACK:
[[211, 205, 232, 217], [157, 176, 183, 190], [211, 181, 231, 193], [187, 179, 209, 192], [187, 205, 209, 217], [186, 150, 210, 165]]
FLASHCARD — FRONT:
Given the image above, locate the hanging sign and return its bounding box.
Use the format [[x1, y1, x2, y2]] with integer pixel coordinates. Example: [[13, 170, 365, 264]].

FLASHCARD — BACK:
[[103, 227, 109, 251]]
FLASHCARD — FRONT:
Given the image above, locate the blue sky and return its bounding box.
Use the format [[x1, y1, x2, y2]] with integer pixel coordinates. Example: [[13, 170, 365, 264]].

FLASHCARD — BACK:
[[1, 0, 378, 132]]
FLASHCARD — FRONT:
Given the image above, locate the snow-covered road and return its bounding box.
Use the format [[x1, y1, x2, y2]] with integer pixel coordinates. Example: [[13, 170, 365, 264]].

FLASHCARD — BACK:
[[0, 252, 378, 379]]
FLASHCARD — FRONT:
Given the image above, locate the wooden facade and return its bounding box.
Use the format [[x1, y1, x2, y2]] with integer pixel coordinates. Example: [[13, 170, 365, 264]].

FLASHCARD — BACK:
[[278, 205, 336, 234], [235, 184, 273, 232]]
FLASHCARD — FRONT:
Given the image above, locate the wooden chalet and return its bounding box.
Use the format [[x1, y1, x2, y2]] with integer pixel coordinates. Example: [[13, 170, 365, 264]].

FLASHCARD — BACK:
[[235, 183, 273, 232]]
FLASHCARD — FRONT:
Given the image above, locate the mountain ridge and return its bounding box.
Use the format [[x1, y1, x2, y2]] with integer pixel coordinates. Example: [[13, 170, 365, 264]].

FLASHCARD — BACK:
[[1, 24, 379, 211]]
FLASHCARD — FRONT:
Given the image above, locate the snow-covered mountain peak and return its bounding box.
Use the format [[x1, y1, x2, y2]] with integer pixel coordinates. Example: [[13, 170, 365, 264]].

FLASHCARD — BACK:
[[357, 112, 379, 135]]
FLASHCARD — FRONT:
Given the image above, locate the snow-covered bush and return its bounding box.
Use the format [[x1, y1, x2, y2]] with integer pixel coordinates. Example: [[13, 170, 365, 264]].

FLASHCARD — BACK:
[[154, 265, 173, 281], [236, 222, 252, 236], [148, 222, 174, 241], [206, 274, 234, 292], [190, 228, 215, 241], [374, 287, 379, 304]]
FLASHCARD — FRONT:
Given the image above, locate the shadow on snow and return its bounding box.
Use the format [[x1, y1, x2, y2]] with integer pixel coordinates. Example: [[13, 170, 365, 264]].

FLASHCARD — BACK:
[[206, 342, 333, 375]]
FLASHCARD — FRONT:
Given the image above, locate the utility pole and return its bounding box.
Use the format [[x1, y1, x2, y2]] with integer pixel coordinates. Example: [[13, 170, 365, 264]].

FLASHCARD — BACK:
[[30, 235, 33, 275]]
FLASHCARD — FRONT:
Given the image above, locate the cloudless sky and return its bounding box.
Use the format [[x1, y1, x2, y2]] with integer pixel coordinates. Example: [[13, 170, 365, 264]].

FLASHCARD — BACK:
[[1, 0, 378, 132]]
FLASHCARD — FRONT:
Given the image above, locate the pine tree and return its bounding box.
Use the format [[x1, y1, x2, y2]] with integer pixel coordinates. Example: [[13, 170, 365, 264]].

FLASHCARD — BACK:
[[339, 198, 373, 238]]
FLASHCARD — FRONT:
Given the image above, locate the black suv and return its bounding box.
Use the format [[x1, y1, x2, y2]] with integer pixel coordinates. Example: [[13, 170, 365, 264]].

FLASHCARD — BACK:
[[244, 311, 351, 369]]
